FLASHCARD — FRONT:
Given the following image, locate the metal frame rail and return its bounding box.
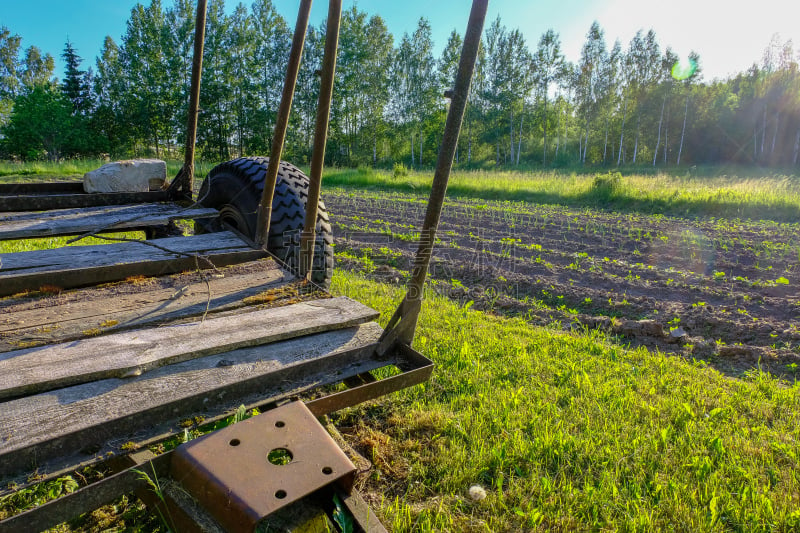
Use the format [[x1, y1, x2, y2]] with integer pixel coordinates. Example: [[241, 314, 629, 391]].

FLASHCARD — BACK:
[[0, 345, 432, 533]]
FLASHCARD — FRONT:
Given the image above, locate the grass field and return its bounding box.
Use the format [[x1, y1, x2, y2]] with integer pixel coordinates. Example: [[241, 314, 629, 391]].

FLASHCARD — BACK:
[[323, 166, 800, 222], [2, 160, 799, 221], [1, 163, 799, 531], [332, 272, 800, 532]]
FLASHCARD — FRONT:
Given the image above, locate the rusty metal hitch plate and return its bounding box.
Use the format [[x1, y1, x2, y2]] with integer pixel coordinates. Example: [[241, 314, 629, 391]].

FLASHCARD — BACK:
[[170, 401, 356, 532]]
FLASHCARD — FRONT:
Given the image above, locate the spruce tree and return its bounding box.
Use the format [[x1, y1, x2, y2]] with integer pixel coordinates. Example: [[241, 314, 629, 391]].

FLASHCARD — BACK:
[[61, 40, 90, 114]]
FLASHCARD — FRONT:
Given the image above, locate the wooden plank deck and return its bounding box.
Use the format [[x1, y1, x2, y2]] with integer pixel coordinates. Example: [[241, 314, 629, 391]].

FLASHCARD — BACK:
[[0, 190, 172, 212], [0, 203, 404, 521], [0, 296, 378, 399], [0, 322, 384, 481], [0, 231, 266, 296], [0, 260, 296, 352], [0, 203, 219, 240], [0, 181, 84, 195]]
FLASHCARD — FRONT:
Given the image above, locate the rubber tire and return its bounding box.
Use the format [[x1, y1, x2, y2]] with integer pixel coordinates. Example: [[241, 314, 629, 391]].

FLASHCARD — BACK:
[[195, 156, 333, 289]]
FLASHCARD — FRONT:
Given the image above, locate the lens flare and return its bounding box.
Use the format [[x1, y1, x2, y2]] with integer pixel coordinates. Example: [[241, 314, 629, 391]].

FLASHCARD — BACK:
[[671, 57, 698, 81]]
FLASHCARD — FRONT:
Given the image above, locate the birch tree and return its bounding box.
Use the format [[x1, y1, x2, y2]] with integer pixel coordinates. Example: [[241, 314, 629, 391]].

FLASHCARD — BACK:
[[676, 51, 701, 165], [0, 27, 22, 101], [653, 47, 677, 166], [390, 19, 436, 167], [576, 22, 607, 164], [532, 29, 566, 166]]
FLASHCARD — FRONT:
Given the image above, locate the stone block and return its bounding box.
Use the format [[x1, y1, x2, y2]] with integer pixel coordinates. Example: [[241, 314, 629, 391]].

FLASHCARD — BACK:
[[83, 159, 167, 193]]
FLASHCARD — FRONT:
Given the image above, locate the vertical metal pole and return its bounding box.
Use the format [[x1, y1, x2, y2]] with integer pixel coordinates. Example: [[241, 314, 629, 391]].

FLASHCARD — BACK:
[[377, 0, 489, 354], [298, 0, 341, 280], [254, 0, 313, 247], [171, 0, 206, 198]]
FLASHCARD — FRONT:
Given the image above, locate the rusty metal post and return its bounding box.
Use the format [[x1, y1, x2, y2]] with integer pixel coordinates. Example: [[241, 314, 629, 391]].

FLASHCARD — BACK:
[[377, 0, 489, 355], [298, 0, 342, 280], [254, 0, 313, 247], [170, 0, 206, 199]]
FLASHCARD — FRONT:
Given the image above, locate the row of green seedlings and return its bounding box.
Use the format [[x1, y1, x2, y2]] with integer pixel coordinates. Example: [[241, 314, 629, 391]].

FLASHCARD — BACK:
[[340, 209, 797, 304], [336, 215, 746, 299], [335, 238, 641, 321], [337, 193, 720, 265], [667, 311, 800, 358], [335, 230, 800, 353], [334, 187, 800, 268]]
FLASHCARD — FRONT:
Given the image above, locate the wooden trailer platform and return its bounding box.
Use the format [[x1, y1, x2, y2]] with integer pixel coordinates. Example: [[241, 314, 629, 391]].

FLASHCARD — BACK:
[[0, 200, 432, 532], [0, 0, 487, 527]]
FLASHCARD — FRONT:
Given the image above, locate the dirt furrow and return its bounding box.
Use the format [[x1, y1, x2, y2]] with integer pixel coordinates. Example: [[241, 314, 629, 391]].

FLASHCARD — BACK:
[[325, 191, 800, 379]]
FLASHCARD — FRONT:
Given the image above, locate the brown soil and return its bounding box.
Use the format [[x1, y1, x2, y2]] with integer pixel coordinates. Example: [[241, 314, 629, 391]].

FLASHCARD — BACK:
[[326, 191, 800, 379]]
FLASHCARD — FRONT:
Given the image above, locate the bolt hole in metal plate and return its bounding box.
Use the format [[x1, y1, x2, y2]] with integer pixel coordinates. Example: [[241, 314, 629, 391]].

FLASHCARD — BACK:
[[267, 448, 293, 465], [171, 401, 356, 532]]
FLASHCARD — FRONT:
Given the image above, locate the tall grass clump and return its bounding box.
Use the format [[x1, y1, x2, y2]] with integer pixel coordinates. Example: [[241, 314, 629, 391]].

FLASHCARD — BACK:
[[589, 171, 622, 202], [393, 162, 409, 179]]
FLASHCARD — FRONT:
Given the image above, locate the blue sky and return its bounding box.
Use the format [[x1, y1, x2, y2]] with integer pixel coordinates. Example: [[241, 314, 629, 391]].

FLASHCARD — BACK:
[[2, 0, 799, 81]]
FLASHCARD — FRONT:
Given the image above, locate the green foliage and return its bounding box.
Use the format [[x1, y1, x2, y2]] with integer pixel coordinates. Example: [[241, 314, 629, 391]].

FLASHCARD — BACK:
[[4, 9, 800, 168], [1, 85, 73, 160], [60, 40, 92, 115], [0, 26, 23, 104], [392, 162, 408, 178], [0, 27, 57, 155], [332, 493, 355, 533], [1, 38, 101, 161], [132, 465, 175, 532], [590, 171, 622, 200], [0, 476, 78, 517]]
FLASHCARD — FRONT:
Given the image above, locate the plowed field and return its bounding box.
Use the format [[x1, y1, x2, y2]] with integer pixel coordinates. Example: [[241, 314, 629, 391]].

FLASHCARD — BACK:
[[326, 190, 800, 378]]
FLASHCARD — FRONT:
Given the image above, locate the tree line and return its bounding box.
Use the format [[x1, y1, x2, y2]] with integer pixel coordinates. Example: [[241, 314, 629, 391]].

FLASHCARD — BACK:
[[1, 0, 799, 169]]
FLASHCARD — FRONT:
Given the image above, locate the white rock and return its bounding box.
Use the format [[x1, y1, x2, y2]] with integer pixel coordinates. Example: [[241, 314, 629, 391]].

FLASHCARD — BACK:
[[83, 159, 167, 193]]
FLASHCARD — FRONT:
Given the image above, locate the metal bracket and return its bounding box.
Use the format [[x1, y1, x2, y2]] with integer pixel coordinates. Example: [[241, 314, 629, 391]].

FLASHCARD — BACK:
[[170, 401, 356, 532], [375, 296, 422, 357]]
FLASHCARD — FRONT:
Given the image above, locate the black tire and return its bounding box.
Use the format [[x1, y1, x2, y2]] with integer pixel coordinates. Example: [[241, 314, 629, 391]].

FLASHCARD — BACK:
[[195, 156, 333, 289]]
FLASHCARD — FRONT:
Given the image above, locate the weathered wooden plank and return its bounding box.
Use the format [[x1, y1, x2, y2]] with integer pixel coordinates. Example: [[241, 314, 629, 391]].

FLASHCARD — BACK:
[[340, 489, 390, 533], [0, 296, 378, 399], [0, 203, 219, 240], [1, 231, 249, 273], [0, 190, 172, 212], [0, 262, 296, 351], [0, 181, 83, 195], [0, 322, 384, 479], [0, 232, 266, 296]]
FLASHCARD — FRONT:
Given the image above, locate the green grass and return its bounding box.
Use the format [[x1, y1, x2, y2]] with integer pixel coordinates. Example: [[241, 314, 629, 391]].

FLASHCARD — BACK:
[[324, 167, 800, 222], [3, 160, 800, 530], [0, 232, 146, 254], [0, 159, 217, 182], [331, 271, 800, 532], [4, 158, 798, 221]]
